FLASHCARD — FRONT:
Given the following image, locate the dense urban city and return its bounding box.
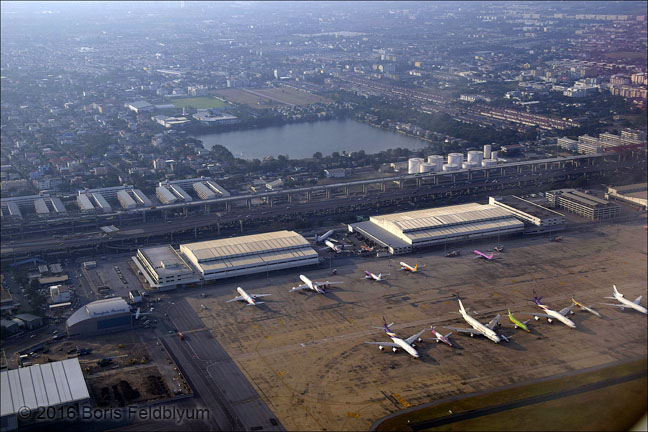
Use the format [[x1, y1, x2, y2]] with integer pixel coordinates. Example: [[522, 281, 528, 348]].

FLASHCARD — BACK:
[[1, 2, 646, 431]]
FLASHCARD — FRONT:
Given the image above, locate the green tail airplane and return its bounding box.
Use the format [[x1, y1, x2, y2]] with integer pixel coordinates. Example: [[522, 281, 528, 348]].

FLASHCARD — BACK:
[[508, 309, 530, 332]]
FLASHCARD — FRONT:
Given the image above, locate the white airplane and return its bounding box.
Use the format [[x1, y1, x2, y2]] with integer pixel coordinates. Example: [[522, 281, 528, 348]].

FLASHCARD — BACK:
[[601, 285, 647, 314], [288, 274, 343, 295], [399, 262, 425, 273], [525, 290, 576, 328], [314, 229, 335, 243], [226, 287, 271, 306], [571, 297, 602, 318], [134, 307, 152, 320], [428, 327, 453, 346], [322, 239, 352, 254], [365, 317, 426, 358], [445, 299, 507, 343], [364, 270, 389, 281]]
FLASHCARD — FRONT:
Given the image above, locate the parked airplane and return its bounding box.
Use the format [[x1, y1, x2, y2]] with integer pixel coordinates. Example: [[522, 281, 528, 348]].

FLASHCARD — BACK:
[[551, 236, 563, 243], [429, 327, 453, 346], [364, 271, 389, 281], [508, 309, 530, 332], [365, 317, 426, 358], [601, 285, 647, 314], [321, 239, 352, 254], [473, 250, 494, 260], [314, 230, 335, 243], [288, 274, 343, 295], [445, 299, 507, 343], [399, 262, 425, 272], [525, 290, 576, 328], [571, 297, 602, 318], [445, 250, 461, 257], [134, 307, 152, 320], [226, 287, 271, 306]]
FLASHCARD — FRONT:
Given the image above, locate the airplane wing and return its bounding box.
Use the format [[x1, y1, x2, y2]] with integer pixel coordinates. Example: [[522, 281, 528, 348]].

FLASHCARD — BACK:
[[250, 294, 272, 298], [365, 342, 400, 348], [226, 296, 244, 303], [486, 314, 502, 330], [405, 328, 426, 345], [444, 326, 483, 336], [559, 303, 575, 316], [600, 303, 626, 309], [634, 296, 643, 305], [288, 284, 310, 292], [525, 312, 553, 319], [317, 281, 344, 286]]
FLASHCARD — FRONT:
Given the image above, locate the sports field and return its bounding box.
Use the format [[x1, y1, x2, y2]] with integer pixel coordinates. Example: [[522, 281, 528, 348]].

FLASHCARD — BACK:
[[171, 97, 227, 109]]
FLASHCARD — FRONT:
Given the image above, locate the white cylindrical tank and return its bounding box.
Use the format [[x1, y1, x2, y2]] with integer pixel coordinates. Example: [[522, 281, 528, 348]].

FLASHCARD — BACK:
[[483, 144, 492, 159], [467, 151, 483, 164], [419, 162, 434, 173], [491, 151, 498, 160], [447, 153, 463, 166], [427, 155, 444, 171], [443, 163, 459, 172], [408, 158, 423, 174], [482, 159, 498, 167], [462, 161, 478, 169]]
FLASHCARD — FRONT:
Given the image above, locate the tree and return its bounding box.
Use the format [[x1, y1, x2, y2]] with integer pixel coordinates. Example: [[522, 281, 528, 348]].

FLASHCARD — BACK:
[[313, 152, 323, 159]]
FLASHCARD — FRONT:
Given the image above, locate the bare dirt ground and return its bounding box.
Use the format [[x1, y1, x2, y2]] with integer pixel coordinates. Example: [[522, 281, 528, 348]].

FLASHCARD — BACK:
[[211, 87, 332, 108], [86, 365, 172, 407], [187, 219, 647, 431]]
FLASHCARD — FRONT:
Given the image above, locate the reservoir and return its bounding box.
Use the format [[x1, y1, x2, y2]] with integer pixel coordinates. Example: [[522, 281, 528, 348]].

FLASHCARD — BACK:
[[192, 119, 429, 160]]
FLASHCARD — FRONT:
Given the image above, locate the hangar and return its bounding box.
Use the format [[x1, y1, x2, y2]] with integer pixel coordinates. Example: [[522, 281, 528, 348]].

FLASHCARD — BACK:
[[349, 203, 525, 254], [133, 230, 319, 289], [66, 297, 132, 337]]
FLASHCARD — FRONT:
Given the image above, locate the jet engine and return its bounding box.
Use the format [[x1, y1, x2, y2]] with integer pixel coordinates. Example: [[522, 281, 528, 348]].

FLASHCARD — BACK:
[[378, 345, 384, 351], [392, 347, 398, 353]]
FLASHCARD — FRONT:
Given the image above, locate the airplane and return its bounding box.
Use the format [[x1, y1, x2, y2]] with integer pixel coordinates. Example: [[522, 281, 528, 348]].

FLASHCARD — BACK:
[[134, 307, 152, 320], [508, 309, 530, 332], [428, 327, 453, 346], [473, 250, 494, 260], [445, 250, 461, 257], [321, 239, 352, 254], [364, 270, 389, 281], [226, 287, 272, 306], [571, 297, 602, 318], [444, 299, 507, 343], [314, 229, 335, 243], [288, 274, 343, 295], [493, 245, 504, 253], [601, 285, 647, 314], [364, 317, 426, 358], [551, 236, 563, 243], [399, 262, 425, 272], [525, 290, 576, 328]]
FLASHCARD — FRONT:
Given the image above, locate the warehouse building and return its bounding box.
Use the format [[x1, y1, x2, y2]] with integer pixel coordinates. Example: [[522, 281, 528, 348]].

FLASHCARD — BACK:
[[181, 231, 319, 281], [349, 203, 525, 254], [606, 183, 647, 210], [133, 245, 199, 290], [133, 231, 318, 289], [1, 358, 90, 431], [489, 196, 565, 233], [66, 297, 132, 337], [546, 189, 620, 220]]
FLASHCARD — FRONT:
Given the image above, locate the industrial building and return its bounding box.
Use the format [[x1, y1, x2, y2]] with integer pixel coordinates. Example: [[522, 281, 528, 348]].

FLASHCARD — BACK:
[[180, 230, 319, 281], [133, 245, 198, 290], [349, 203, 525, 254], [132, 188, 153, 206], [34, 198, 49, 216], [546, 189, 620, 220], [76, 194, 95, 213], [91, 192, 112, 213], [1, 358, 90, 431], [606, 183, 647, 210], [117, 189, 137, 209], [156, 185, 177, 204], [66, 297, 133, 336], [133, 231, 319, 289], [489, 196, 565, 232]]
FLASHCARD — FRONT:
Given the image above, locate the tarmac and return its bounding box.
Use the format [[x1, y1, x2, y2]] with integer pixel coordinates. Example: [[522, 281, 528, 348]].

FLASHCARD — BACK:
[[178, 218, 647, 431]]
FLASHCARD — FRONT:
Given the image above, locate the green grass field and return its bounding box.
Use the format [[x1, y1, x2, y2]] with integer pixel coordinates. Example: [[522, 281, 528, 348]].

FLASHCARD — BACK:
[[171, 97, 227, 109], [376, 358, 647, 432]]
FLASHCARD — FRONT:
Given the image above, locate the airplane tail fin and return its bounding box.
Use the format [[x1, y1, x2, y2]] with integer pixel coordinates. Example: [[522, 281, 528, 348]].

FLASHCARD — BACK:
[[612, 285, 620, 296], [414, 265, 418, 271], [458, 299, 466, 313]]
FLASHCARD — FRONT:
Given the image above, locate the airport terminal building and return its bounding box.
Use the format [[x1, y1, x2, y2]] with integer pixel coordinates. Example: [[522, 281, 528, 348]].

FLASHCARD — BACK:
[[66, 297, 133, 337], [134, 230, 319, 290], [349, 202, 526, 254]]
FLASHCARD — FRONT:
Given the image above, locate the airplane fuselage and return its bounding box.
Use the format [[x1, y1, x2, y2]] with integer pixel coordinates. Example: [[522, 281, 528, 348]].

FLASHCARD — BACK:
[[300, 274, 325, 293], [614, 294, 648, 314], [399, 262, 417, 272], [432, 329, 452, 346], [537, 305, 576, 328], [460, 310, 500, 343], [391, 336, 420, 358], [237, 287, 257, 305]]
